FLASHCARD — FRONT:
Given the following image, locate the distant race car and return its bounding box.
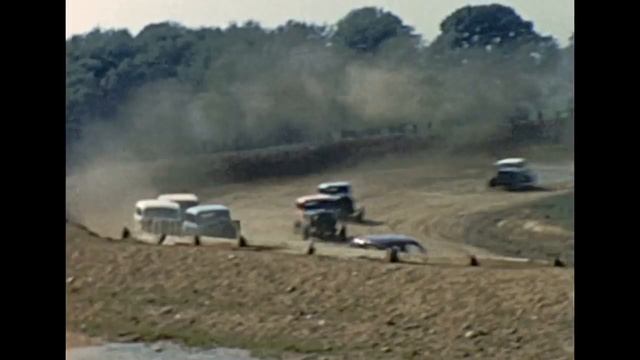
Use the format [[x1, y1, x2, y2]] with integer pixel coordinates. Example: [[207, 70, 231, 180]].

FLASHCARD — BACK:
[[181, 204, 240, 241], [488, 158, 539, 190], [132, 199, 183, 243], [157, 193, 199, 213], [350, 234, 426, 253], [316, 181, 365, 222], [296, 209, 347, 242]]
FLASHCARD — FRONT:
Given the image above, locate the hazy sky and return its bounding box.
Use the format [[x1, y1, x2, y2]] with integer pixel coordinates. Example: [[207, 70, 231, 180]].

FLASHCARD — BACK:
[[67, 0, 574, 45]]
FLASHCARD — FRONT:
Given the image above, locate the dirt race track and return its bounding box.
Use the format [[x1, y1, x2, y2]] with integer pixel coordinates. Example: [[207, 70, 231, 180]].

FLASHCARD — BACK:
[[66, 146, 574, 359], [67, 147, 574, 263]]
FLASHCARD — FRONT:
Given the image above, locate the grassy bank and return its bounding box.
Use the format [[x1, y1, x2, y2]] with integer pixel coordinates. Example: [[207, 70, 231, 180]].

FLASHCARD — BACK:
[[464, 191, 574, 265]]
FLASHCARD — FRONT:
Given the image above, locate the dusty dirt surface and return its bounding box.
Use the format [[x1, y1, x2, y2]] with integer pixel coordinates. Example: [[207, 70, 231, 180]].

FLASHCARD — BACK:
[[66, 146, 574, 359], [67, 147, 573, 262], [67, 222, 573, 360], [67, 331, 102, 349]]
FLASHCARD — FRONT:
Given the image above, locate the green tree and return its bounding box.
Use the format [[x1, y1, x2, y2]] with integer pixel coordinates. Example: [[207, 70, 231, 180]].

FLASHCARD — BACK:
[[66, 6, 572, 163], [332, 7, 416, 53], [431, 4, 555, 51]]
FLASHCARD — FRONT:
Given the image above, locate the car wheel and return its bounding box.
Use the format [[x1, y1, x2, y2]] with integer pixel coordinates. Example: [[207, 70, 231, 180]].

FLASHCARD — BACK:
[[121, 227, 130, 240], [338, 226, 347, 242], [386, 247, 399, 263], [489, 177, 497, 187], [194, 236, 201, 246], [238, 235, 248, 248], [306, 240, 315, 255]]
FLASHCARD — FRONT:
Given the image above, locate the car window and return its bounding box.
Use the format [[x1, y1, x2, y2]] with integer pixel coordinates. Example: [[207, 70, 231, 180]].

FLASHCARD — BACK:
[[321, 186, 349, 195], [144, 208, 179, 219], [198, 211, 231, 222], [200, 212, 219, 220], [305, 200, 335, 210]]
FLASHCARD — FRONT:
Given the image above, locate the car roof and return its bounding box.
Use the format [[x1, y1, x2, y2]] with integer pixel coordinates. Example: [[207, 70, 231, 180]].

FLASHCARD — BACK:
[[135, 199, 181, 210], [358, 234, 425, 250], [495, 158, 526, 166], [318, 181, 351, 189], [296, 194, 341, 203], [186, 204, 230, 214], [157, 193, 199, 202], [363, 234, 418, 242]]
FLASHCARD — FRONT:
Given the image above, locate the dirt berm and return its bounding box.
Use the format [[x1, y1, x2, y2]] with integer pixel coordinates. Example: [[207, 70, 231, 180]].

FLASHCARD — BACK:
[[67, 224, 573, 360]]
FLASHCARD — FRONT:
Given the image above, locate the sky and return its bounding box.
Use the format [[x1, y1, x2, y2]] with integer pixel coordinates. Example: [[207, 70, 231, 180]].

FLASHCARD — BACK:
[[66, 0, 574, 45]]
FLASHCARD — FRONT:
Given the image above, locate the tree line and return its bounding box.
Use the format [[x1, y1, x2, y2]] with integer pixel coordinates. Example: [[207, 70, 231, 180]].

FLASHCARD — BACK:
[[66, 4, 574, 162]]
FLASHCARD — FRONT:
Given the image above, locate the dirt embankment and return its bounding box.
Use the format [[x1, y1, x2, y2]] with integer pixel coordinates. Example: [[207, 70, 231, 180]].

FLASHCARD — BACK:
[[67, 135, 435, 191], [67, 222, 573, 360]]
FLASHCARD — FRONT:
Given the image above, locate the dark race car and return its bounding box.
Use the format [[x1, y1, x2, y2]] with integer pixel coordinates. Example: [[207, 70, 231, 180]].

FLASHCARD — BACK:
[[294, 209, 347, 242], [350, 234, 426, 253]]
